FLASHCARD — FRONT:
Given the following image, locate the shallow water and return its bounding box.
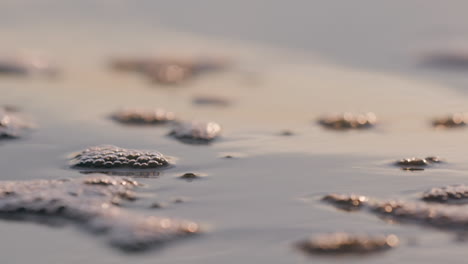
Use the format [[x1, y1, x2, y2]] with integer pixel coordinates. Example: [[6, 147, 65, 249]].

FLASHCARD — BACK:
[[2, 1, 468, 263]]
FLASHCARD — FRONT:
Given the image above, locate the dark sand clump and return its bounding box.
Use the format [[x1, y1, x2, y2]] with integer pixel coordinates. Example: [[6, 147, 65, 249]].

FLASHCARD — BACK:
[[178, 172, 205, 181], [192, 95, 231, 107]]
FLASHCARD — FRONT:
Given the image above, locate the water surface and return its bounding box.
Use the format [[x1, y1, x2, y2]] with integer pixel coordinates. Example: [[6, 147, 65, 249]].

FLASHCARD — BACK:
[[1, 1, 468, 263]]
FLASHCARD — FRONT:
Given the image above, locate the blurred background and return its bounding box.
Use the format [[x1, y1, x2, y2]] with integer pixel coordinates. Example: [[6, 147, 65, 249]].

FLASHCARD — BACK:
[[3, 0, 468, 90]]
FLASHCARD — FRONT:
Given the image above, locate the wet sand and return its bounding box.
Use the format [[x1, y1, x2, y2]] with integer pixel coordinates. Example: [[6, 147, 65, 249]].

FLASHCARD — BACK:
[[2, 1, 468, 264]]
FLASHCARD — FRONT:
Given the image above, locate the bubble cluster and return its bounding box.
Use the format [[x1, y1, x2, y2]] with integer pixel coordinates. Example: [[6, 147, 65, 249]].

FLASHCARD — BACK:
[[318, 112, 377, 130], [0, 107, 31, 139], [111, 108, 175, 125], [323, 193, 468, 231], [322, 194, 368, 211], [169, 121, 221, 143], [71, 145, 170, 170], [432, 113, 468, 128], [0, 175, 200, 251], [370, 200, 468, 229], [296, 233, 399, 255], [423, 185, 468, 204], [394, 156, 442, 171], [0, 56, 58, 76], [110, 56, 229, 85]]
